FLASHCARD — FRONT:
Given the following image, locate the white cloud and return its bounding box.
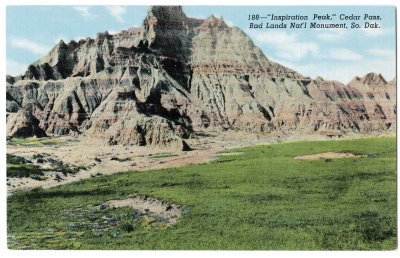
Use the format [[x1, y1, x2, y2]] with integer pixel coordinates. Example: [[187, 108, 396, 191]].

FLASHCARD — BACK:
[[10, 37, 49, 55], [326, 48, 362, 61], [73, 6, 96, 19], [190, 14, 206, 19], [107, 30, 119, 35], [252, 31, 297, 45], [316, 29, 346, 41], [361, 25, 394, 37], [268, 58, 317, 78], [74, 36, 86, 41], [7, 59, 28, 76], [367, 48, 395, 59], [270, 49, 393, 84], [250, 31, 319, 62], [105, 6, 126, 23], [315, 59, 395, 84], [361, 28, 384, 37], [278, 42, 319, 61]]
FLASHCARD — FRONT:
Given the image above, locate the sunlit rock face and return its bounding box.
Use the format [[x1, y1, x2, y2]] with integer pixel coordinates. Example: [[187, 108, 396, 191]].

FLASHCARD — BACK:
[[6, 6, 396, 145]]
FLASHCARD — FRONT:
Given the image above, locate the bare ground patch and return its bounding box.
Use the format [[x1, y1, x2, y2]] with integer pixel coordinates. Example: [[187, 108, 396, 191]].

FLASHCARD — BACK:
[[294, 152, 366, 160], [104, 195, 183, 224]]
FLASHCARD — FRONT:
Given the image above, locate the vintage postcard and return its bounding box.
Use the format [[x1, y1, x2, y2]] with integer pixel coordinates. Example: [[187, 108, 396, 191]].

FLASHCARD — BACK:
[[5, 5, 396, 250]]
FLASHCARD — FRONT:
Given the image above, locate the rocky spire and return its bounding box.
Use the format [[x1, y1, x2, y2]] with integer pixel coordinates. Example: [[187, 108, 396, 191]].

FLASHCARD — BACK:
[[143, 6, 189, 48], [146, 6, 187, 22], [351, 72, 388, 86]]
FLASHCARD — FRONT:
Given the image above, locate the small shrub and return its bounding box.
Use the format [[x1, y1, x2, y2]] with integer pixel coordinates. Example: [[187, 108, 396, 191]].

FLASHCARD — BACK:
[[7, 164, 44, 178], [149, 153, 178, 159], [32, 154, 43, 159], [353, 211, 395, 242], [30, 175, 47, 181], [54, 167, 80, 175], [112, 157, 131, 162], [7, 154, 31, 165], [120, 223, 135, 233]]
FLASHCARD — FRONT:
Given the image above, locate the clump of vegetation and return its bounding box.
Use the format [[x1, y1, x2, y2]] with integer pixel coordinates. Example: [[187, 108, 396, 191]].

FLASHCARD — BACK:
[[7, 154, 86, 179], [353, 211, 395, 242], [7, 154, 44, 178], [30, 175, 48, 181], [7, 154, 31, 164], [149, 153, 178, 159], [32, 153, 44, 159], [111, 157, 132, 162], [8, 137, 62, 147], [339, 150, 365, 156], [53, 167, 86, 176], [120, 223, 136, 233]]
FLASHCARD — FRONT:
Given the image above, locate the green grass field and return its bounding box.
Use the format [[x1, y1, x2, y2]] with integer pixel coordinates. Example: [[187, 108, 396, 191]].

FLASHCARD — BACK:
[[7, 137, 397, 250]]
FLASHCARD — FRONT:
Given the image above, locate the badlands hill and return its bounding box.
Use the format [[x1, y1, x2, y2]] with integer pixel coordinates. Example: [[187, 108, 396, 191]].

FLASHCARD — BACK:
[[6, 6, 396, 148]]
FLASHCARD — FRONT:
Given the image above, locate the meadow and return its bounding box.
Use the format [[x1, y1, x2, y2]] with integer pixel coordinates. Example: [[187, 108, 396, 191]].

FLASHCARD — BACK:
[[7, 136, 397, 250]]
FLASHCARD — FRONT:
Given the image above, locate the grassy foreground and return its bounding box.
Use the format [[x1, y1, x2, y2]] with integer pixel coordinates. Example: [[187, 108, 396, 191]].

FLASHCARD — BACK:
[[7, 137, 397, 250]]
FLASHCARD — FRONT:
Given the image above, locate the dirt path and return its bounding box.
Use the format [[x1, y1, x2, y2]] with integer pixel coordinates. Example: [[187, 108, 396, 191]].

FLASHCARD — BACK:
[[294, 152, 366, 160]]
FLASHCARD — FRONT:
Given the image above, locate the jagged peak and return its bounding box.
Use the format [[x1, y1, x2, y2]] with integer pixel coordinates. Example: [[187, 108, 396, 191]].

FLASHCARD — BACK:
[[146, 6, 187, 21], [199, 14, 228, 29], [364, 72, 386, 82], [207, 14, 224, 21], [351, 72, 387, 86], [6, 75, 15, 84], [55, 39, 67, 49], [96, 31, 110, 39]]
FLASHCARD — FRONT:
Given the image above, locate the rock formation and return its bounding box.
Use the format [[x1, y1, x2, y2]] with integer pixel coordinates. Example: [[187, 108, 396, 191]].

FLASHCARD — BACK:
[[6, 6, 396, 146]]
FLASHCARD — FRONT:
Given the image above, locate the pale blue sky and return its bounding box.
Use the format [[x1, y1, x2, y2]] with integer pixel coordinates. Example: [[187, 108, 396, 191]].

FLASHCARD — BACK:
[[6, 6, 396, 83]]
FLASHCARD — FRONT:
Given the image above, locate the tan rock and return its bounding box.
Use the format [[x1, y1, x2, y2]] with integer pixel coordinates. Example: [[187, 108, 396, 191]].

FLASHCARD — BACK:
[[5, 6, 396, 146]]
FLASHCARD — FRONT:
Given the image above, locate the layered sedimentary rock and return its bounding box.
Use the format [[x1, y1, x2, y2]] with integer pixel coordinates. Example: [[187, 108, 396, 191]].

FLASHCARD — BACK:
[[6, 6, 396, 146]]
